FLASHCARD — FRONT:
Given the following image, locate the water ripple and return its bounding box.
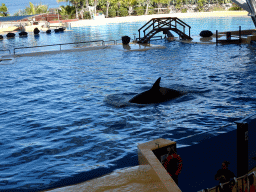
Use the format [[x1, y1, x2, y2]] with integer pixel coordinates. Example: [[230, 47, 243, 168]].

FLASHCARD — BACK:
[[0, 17, 256, 191]]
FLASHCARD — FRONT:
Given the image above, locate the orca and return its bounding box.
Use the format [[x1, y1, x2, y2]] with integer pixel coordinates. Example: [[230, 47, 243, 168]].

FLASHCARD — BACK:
[[129, 77, 183, 104]]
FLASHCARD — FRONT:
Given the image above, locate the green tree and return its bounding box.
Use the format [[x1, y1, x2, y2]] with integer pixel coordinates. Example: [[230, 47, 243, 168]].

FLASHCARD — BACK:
[[175, 0, 182, 10], [59, 5, 76, 18], [0, 3, 8, 16], [153, 0, 170, 14], [101, 0, 115, 18], [123, 0, 137, 16], [36, 4, 48, 14], [24, 2, 48, 15], [197, 0, 206, 11], [108, 8, 116, 17], [57, 0, 80, 19]]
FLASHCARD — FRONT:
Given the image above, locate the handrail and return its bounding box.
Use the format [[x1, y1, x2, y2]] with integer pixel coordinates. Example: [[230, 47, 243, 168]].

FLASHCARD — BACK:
[[0, 49, 11, 54], [198, 171, 256, 192], [104, 39, 122, 45], [13, 40, 105, 55], [138, 19, 154, 31], [176, 18, 191, 29]]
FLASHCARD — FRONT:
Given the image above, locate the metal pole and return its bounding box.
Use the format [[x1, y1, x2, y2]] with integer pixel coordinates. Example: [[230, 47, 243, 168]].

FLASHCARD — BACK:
[[239, 26, 241, 44], [216, 30, 218, 45]]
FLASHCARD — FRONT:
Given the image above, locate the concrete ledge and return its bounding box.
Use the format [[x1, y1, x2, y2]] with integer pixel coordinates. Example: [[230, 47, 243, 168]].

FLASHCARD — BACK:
[[138, 138, 182, 192], [44, 165, 168, 192]]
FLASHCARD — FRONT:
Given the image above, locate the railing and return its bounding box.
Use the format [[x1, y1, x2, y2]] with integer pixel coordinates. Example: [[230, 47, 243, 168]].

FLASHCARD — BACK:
[[138, 17, 191, 42], [0, 49, 11, 54], [13, 39, 121, 55], [198, 171, 256, 192], [216, 26, 242, 45]]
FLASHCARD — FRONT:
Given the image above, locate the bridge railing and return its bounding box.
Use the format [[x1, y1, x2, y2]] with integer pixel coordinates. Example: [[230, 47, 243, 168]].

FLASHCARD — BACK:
[[138, 17, 175, 40], [175, 18, 191, 37], [198, 171, 256, 192], [138, 17, 191, 42]]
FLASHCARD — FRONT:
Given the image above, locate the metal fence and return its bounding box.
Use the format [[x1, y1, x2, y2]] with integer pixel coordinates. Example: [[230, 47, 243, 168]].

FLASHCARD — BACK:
[[13, 39, 121, 55], [198, 171, 256, 192]]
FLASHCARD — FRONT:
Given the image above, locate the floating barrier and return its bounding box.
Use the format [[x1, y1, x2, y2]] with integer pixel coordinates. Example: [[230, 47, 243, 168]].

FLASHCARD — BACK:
[[6, 33, 15, 38]]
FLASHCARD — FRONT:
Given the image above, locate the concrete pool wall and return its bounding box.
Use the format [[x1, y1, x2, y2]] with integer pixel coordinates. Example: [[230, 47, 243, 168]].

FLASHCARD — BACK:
[[44, 139, 181, 192]]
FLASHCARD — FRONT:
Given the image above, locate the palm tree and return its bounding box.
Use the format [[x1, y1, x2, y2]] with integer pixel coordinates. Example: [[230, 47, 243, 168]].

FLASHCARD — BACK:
[[25, 2, 36, 15], [0, 3, 8, 16], [24, 2, 48, 15], [57, 0, 81, 19]]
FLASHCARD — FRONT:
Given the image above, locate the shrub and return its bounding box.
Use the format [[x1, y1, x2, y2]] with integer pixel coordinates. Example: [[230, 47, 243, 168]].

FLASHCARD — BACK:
[[108, 8, 116, 17], [197, 0, 206, 12], [181, 8, 187, 13], [135, 6, 145, 15], [175, 0, 182, 10], [97, 10, 104, 15], [229, 3, 243, 10], [148, 7, 155, 15], [119, 7, 128, 17], [213, 6, 225, 11], [83, 11, 91, 19], [103, 7, 107, 15]]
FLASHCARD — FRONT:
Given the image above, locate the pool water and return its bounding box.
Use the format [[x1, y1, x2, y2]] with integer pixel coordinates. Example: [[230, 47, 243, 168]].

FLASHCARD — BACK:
[[0, 16, 256, 191]]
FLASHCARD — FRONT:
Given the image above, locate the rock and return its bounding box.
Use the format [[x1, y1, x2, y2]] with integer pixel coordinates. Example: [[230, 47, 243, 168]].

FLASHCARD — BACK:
[[6, 33, 15, 38], [200, 30, 213, 37], [122, 36, 131, 45], [34, 28, 40, 34], [19, 32, 28, 37]]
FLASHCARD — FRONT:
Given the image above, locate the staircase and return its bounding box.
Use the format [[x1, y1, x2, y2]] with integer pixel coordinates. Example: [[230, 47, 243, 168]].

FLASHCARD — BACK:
[[137, 17, 192, 44]]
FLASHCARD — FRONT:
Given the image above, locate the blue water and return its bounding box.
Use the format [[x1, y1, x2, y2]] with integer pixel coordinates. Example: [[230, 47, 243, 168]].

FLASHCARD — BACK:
[[0, 16, 256, 191]]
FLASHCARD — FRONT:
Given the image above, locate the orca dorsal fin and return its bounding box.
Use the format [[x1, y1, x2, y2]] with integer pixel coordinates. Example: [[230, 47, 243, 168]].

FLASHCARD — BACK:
[[151, 77, 161, 90]]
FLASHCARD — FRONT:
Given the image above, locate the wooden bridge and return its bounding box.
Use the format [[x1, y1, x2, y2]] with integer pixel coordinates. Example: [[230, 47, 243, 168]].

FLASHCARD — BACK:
[[137, 17, 192, 44]]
